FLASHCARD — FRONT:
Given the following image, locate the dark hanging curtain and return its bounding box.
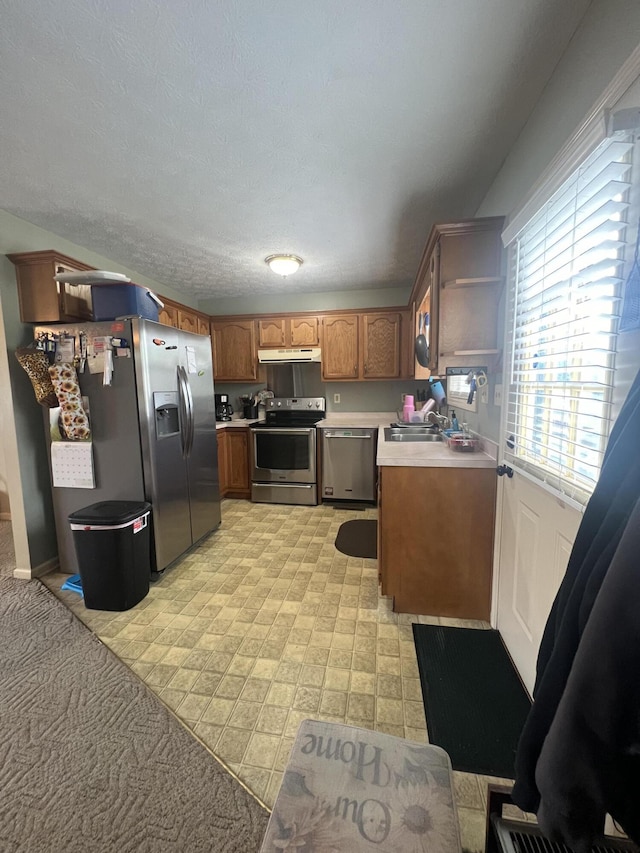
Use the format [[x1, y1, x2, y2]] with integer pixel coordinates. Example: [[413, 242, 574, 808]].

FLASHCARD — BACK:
[[512, 367, 640, 851]]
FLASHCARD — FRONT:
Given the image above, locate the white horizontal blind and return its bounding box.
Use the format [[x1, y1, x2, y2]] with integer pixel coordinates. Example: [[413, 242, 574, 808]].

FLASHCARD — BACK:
[[504, 132, 635, 505]]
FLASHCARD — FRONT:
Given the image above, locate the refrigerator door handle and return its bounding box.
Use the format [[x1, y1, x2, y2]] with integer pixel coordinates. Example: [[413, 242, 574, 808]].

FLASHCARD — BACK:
[[183, 370, 195, 457], [177, 366, 190, 458]]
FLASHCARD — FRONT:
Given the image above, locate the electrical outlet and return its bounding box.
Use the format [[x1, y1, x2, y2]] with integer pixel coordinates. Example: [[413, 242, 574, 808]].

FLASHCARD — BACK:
[[333, 393, 341, 404], [480, 386, 489, 405], [494, 384, 503, 407]]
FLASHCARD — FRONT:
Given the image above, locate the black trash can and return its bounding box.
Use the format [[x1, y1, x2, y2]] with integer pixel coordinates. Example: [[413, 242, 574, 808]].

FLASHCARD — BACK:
[[68, 500, 152, 611]]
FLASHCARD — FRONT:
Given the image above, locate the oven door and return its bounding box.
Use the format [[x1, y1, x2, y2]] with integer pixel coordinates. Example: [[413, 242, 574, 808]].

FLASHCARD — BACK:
[[251, 427, 317, 484]]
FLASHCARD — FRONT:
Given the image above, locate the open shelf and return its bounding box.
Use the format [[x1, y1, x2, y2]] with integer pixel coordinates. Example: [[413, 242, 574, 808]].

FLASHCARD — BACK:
[[439, 348, 500, 356], [441, 276, 503, 289]]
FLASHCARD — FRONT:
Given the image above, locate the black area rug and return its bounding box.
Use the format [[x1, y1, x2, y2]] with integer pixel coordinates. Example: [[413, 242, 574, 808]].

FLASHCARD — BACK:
[[413, 624, 531, 779], [334, 519, 377, 558]]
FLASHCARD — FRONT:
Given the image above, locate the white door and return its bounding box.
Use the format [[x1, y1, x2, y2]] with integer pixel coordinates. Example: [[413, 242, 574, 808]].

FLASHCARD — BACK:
[[494, 469, 581, 694]]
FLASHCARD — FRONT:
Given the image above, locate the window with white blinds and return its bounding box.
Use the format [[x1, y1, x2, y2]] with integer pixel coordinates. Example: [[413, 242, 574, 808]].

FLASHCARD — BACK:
[[504, 132, 635, 505]]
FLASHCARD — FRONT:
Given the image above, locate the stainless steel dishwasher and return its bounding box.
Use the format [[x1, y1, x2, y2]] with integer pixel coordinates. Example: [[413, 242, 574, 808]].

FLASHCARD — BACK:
[[321, 427, 378, 502]]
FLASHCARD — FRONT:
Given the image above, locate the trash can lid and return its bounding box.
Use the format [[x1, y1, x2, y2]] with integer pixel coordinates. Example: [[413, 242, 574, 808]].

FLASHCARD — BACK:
[[68, 500, 151, 526]]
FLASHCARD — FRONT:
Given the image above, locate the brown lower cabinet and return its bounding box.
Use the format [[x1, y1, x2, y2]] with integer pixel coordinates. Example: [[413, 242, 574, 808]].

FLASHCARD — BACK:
[[217, 428, 251, 499], [378, 465, 496, 620]]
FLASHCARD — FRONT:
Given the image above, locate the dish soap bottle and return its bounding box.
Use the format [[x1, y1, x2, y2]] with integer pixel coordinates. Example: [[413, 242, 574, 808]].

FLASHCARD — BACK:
[[451, 409, 459, 431]]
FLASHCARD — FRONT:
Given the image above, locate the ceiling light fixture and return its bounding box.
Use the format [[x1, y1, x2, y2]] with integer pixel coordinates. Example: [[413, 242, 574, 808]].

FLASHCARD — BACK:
[[265, 254, 303, 277]]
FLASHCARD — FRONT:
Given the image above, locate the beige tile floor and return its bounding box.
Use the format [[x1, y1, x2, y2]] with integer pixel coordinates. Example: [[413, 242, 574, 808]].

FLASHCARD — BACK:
[[43, 499, 526, 852]]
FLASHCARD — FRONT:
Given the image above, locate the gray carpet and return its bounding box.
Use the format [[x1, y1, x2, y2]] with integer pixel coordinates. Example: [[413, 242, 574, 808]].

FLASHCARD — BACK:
[[0, 577, 269, 852], [0, 520, 16, 577]]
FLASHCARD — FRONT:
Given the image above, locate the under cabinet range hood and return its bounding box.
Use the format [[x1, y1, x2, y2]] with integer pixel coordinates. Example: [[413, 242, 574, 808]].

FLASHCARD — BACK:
[[258, 347, 322, 364]]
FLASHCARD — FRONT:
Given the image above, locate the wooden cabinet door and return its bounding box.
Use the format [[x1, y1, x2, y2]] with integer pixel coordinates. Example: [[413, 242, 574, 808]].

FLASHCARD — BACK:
[[197, 316, 210, 337], [290, 316, 319, 347], [158, 303, 179, 327], [258, 318, 286, 347], [217, 430, 229, 495], [8, 250, 95, 323], [211, 319, 257, 381], [412, 242, 440, 379], [361, 312, 401, 379], [321, 315, 359, 379], [258, 316, 319, 348], [379, 465, 495, 619], [178, 310, 198, 334], [226, 429, 250, 494]]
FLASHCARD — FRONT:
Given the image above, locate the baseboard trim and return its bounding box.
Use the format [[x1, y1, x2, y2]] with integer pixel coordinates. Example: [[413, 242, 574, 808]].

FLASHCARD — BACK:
[[14, 556, 60, 580], [13, 568, 32, 580], [0, 512, 11, 521]]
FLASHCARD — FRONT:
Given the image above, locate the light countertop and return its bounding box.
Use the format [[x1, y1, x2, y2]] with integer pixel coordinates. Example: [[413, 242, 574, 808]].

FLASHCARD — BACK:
[[215, 418, 261, 429], [376, 431, 497, 469], [217, 411, 497, 468], [317, 411, 396, 429], [319, 411, 497, 469]]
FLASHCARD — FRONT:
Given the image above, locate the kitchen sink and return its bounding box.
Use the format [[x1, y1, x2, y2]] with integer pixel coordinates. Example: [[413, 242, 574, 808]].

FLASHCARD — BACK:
[[384, 428, 443, 442], [389, 423, 439, 433]]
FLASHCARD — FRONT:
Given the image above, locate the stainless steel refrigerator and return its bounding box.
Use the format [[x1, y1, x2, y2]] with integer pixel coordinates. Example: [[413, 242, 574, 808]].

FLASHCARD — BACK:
[[35, 318, 221, 575]]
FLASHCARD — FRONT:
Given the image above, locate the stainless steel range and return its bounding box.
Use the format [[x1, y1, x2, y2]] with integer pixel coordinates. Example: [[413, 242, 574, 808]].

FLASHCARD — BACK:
[[250, 397, 326, 506]]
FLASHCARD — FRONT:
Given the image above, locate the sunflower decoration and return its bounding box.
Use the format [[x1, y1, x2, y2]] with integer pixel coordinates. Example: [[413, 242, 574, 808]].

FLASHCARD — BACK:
[[386, 775, 459, 853], [271, 798, 342, 852]]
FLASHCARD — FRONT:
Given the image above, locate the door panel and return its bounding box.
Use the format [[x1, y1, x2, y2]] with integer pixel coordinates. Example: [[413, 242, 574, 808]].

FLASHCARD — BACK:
[[134, 320, 192, 571], [495, 471, 581, 693], [179, 330, 221, 542]]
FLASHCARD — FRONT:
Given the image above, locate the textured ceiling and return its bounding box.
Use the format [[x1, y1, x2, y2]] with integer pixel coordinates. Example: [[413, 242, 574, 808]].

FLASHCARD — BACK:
[[0, 0, 590, 300]]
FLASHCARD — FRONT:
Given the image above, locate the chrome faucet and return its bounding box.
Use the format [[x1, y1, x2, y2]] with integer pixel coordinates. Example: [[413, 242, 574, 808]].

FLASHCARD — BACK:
[[427, 411, 450, 431]]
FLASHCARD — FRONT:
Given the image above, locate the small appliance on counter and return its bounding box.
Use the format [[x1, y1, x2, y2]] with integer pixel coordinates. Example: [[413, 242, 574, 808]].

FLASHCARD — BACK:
[[215, 393, 234, 421]]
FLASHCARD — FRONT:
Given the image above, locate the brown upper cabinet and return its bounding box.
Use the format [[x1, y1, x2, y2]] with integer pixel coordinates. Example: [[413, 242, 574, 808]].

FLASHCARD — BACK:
[[321, 314, 359, 379], [157, 296, 210, 337], [9, 250, 96, 323], [361, 312, 403, 379], [258, 316, 319, 348], [158, 301, 179, 328], [211, 318, 259, 381], [410, 217, 505, 378], [321, 309, 411, 380]]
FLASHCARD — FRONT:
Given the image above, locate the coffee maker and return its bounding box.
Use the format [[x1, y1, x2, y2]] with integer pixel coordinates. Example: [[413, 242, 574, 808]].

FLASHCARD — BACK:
[[215, 393, 233, 422]]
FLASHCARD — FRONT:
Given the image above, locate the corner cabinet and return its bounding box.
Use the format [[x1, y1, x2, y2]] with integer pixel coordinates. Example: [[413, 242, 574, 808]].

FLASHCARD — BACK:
[[8, 250, 95, 323], [361, 312, 402, 379], [321, 310, 412, 380], [211, 318, 258, 381], [411, 217, 505, 378]]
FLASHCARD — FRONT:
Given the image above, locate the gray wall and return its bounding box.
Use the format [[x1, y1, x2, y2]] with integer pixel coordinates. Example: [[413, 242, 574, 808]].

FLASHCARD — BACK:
[[4, 0, 640, 571], [0, 209, 184, 573], [199, 286, 411, 317]]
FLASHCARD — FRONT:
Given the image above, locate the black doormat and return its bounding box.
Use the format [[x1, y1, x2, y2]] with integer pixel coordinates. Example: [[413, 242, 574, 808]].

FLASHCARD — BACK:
[[334, 519, 377, 558], [412, 624, 531, 778]]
